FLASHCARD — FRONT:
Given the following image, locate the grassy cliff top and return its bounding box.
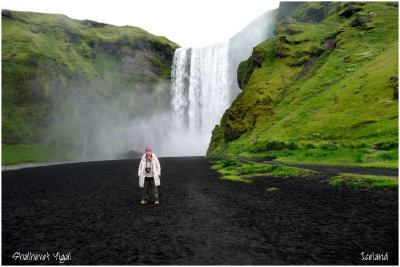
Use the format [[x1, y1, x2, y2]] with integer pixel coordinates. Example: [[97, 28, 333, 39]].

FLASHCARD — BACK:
[[2, 9, 179, 48], [2, 9, 179, 77]]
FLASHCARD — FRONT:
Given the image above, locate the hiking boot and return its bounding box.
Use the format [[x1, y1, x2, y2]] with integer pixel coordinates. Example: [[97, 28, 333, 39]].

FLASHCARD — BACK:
[[140, 200, 148, 204], [154, 200, 160, 205]]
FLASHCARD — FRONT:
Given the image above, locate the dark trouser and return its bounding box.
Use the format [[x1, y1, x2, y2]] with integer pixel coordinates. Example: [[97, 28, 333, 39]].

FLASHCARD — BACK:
[[143, 177, 159, 201]]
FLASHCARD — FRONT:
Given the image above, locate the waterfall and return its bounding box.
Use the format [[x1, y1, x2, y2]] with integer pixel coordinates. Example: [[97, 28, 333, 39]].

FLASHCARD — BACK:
[[170, 42, 230, 156]]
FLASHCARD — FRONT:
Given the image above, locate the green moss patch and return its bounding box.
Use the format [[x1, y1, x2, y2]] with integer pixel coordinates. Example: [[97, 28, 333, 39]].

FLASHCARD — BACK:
[[265, 187, 279, 191], [210, 158, 317, 183], [329, 173, 398, 190]]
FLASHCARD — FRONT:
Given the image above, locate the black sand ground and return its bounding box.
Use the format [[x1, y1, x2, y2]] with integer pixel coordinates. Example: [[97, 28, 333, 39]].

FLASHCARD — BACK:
[[2, 156, 398, 265]]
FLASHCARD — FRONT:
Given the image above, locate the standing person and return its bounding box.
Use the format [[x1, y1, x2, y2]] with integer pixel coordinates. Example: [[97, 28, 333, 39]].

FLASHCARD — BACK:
[[138, 147, 161, 205]]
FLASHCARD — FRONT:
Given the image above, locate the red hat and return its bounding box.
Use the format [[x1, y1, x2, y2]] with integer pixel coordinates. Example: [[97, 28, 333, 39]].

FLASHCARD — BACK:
[[145, 147, 152, 152]]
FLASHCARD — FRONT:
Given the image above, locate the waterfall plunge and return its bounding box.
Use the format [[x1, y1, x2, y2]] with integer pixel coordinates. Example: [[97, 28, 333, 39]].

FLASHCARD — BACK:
[[168, 42, 230, 156]]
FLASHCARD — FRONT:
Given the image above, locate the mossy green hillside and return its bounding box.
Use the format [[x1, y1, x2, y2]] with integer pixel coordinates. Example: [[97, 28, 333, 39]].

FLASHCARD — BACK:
[[2, 10, 179, 164], [207, 2, 398, 169]]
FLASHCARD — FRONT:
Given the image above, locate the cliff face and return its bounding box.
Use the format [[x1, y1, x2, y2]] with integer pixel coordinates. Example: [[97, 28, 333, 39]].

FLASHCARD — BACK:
[[207, 2, 398, 158], [2, 10, 179, 146]]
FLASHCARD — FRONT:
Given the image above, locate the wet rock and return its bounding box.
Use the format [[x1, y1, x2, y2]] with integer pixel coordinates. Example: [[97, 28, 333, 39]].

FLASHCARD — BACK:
[[304, 6, 327, 23], [295, 55, 318, 81], [389, 76, 398, 100], [279, 36, 289, 44], [340, 6, 362, 18], [77, 19, 107, 28], [349, 14, 374, 30], [31, 56, 40, 67], [386, 2, 398, 7], [373, 140, 398, 150], [2, 10, 16, 20], [320, 35, 337, 50], [275, 44, 290, 58], [285, 28, 303, 35], [288, 57, 309, 67], [252, 49, 264, 66], [64, 28, 82, 43], [343, 55, 352, 62]]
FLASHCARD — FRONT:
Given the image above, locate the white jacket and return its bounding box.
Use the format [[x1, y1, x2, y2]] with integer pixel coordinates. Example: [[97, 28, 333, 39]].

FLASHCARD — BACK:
[[138, 153, 161, 188]]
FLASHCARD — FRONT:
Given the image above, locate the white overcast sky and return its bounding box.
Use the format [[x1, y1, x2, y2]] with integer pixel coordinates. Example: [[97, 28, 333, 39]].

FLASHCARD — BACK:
[[2, 0, 280, 47]]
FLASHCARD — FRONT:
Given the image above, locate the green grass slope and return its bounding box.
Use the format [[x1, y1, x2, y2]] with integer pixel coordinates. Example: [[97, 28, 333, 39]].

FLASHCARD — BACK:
[[2, 9, 179, 165], [207, 2, 398, 169]]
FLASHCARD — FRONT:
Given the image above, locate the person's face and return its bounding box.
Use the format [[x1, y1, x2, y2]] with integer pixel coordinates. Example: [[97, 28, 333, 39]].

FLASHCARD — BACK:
[[146, 151, 151, 157]]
